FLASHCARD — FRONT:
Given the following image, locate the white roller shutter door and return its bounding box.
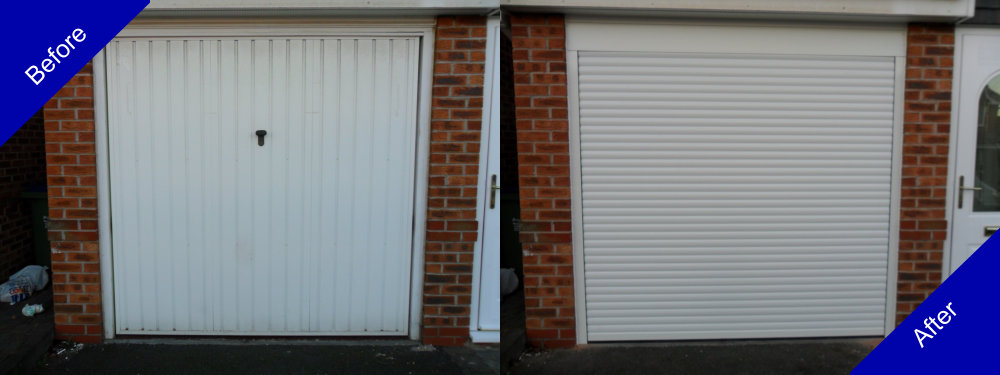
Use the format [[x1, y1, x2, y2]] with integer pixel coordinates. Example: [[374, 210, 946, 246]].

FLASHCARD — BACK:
[[578, 52, 896, 341]]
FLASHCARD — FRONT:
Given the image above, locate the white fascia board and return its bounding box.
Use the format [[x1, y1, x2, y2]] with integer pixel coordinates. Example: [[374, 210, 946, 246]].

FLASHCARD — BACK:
[[148, 0, 497, 10], [502, 0, 973, 21]]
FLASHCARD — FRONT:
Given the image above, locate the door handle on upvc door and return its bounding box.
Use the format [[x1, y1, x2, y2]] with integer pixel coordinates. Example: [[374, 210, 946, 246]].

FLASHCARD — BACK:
[[490, 174, 499, 209], [958, 175, 983, 209]]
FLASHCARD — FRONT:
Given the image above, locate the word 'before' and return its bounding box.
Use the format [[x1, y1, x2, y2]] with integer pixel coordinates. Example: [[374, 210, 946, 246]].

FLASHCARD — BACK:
[[914, 302, 957, 349], [24, 28, 87, 85]]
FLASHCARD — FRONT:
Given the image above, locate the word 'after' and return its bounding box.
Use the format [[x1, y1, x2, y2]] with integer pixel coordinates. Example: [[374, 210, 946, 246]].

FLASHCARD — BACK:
[[914, 302, 957, 349]]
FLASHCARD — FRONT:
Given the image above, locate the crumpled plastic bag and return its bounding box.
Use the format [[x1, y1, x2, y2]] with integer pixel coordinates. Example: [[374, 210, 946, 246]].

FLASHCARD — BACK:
[[501, 268, 519, 297], [1, 265, 49, 304]]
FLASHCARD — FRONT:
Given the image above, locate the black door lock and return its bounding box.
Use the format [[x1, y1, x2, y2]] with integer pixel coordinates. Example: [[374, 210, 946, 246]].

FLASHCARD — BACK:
[[256, 130, 267, 146]]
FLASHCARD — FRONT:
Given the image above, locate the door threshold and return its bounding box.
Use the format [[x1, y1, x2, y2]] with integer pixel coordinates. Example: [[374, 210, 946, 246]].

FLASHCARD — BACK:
[[106, 337, 418, 346], [470, 330, 499, 343]]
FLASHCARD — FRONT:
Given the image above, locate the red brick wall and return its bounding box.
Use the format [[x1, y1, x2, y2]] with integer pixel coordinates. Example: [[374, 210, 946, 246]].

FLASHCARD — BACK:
[[509, 13, 575, 348], [421, 15, 488, 346], [43, 62, 101, 343], [0, 110, 47, 278], [897, 23, 954, 324]]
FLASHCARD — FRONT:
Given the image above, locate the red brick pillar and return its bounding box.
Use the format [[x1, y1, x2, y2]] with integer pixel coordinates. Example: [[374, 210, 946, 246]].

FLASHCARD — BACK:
[[510, 14, 575, 348], [897, 24, 954, 324], [422, 15, 488, 346], [43, 63, 102, 343]]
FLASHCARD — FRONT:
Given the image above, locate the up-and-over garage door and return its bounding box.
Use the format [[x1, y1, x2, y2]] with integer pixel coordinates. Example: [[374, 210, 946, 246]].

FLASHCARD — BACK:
[[571, 22, 903, 342], [105, 35, 420, 335]]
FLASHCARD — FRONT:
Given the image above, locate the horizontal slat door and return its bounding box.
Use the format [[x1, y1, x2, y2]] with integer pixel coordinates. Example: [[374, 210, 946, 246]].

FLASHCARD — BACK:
[[577, 52, 895, 341], [106, 37, 419, 335]]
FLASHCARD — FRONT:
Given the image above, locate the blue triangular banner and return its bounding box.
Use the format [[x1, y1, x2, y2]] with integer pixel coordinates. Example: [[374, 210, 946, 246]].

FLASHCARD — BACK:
[[1, 1, 148, 147], [853, 233, 1000, 372]]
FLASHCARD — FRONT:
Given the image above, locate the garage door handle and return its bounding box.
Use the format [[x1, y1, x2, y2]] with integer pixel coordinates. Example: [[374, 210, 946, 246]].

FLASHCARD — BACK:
[[490, 174, 499, 209], [256, 130, 267, 146]]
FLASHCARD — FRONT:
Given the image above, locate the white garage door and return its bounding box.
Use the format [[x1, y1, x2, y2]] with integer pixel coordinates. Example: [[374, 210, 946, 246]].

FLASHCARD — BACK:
[[105, 36, 419, 335], [575, 34, 900, 341]]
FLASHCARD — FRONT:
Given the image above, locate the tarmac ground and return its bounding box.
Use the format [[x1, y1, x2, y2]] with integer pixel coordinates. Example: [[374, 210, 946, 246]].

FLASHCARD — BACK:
[[32, 340, 499, 375], [508, 338, 880, 375]]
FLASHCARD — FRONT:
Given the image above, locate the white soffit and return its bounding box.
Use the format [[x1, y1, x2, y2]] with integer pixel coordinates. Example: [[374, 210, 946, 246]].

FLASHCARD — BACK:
[[149, 0, 496, 9], [502, 0, 972, 20], [566, 19, 907, 57], [143, 0, 498, 16]]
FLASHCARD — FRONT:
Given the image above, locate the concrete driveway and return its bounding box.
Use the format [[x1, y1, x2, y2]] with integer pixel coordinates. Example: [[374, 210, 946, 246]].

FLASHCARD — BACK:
[[509, 339, 879, 375], [32, 340, 499, 375]]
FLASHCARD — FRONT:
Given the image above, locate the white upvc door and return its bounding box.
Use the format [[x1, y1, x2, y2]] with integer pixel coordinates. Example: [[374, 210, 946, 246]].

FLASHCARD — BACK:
[[472, 17, 501, 343], [950, 32, 1000, 274], [105, 36, 420, 335]]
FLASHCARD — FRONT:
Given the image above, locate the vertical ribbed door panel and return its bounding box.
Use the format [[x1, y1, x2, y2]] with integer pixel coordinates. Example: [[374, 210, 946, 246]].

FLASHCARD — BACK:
[[577, 52, 895, 341], [106, 37, 419, 335]]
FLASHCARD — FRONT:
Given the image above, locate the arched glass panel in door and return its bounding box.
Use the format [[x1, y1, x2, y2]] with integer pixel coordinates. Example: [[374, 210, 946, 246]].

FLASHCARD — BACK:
[[974, 76, 1000, 211]]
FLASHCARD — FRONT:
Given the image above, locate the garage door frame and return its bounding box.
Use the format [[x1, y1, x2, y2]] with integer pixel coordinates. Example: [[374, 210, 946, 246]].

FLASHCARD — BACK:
[[565, 16, 906, 344], [93, 18, 436, 340]]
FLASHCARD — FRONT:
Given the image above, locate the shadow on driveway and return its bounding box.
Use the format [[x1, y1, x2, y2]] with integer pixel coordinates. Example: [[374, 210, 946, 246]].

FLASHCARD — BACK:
[[509, 338, 879, 375], [33, 341, 498, 375]]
